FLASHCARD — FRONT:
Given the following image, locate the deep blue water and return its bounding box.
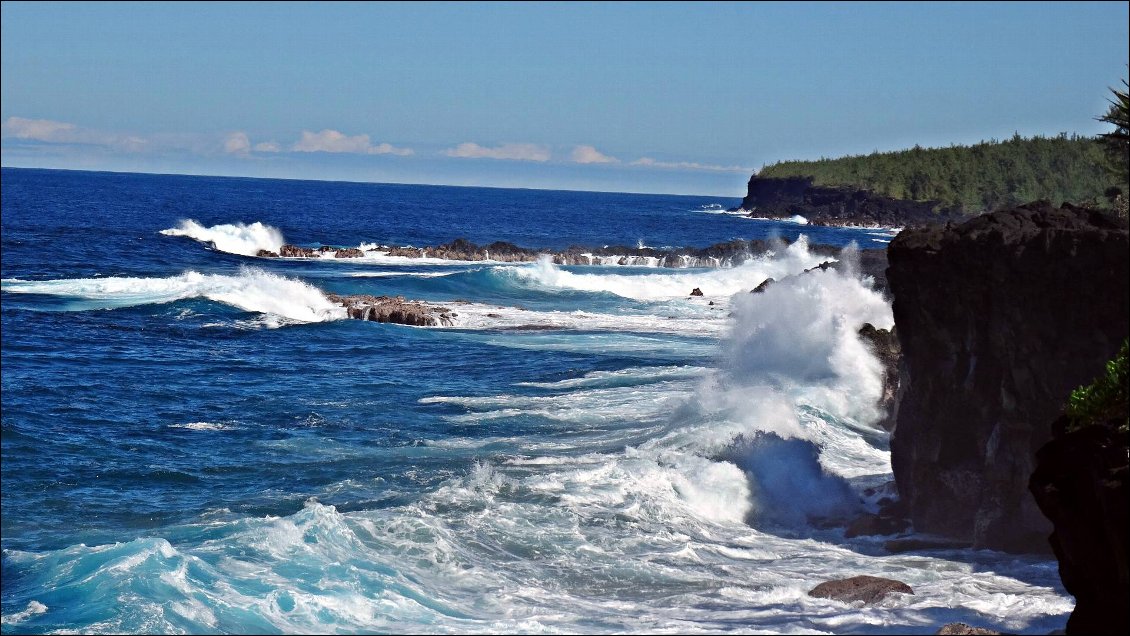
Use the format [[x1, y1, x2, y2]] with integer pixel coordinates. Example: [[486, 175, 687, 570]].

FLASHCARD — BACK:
[[0, 168, 1067, 634]]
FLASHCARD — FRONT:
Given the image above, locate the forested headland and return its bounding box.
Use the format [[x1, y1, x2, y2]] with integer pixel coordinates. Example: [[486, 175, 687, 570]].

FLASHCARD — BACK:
[[758, 134, 1124, 213]]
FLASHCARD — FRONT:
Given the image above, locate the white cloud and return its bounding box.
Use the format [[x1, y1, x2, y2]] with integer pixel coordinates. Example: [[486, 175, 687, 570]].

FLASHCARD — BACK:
[[442, 142, 551, 162], [631, 157, 751, 172], [253, 141, 281, 153], [570, 145, 618, 164], [1, 116, 148, 152], [292, 129, 412, 155], [370, 142, 413, 156], [1, 117, 77, 141], [223, 132, 251, 155]]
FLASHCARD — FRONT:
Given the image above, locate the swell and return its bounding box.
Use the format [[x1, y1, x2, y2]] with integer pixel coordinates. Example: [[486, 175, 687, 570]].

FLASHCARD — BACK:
[[0, 268, 345, 324]]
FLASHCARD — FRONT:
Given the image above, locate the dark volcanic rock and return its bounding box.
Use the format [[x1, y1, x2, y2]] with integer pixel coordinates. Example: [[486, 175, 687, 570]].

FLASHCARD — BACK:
[[735, 175, 965, 227], [279, 244, 316, 258], [808, 575, 914, 604], [256, 249, 279, 258], [333, 248, 364, 258], [689, 287, 703, 296], [935, 623, 1001, 635], [325, 293, 455, 327], [1029, 420, 1129, 635], [857, 323, 901, 431], [751, 278, 775, 293], [887, 202, 1129, 552], [843, 512, 909, 538]]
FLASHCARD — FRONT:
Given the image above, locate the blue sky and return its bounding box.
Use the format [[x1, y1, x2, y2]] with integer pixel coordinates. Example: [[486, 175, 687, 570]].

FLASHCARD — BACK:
[[2, 1, 1127, 196]]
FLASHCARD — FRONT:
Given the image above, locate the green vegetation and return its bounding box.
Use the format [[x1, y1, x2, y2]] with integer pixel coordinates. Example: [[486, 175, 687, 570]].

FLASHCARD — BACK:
[[1065, 338, 1129, 435], [1097, 77, 1129, 216], [759, 133, 1121, 213]]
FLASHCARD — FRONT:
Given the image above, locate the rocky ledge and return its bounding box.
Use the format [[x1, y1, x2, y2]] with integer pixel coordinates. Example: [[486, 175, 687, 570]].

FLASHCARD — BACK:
[[325, 293, 457, 327], [886, 201, 1128, 552], [734, 175, 966, 227], [257, 236, 893, 275]]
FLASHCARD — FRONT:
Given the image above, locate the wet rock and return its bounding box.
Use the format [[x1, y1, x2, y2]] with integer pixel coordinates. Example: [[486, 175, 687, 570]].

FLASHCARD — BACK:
[[751, 278, 775, 294], [887, 202, 1128, 552], [936, 623, 1001, 635], [333, 248, 364, 258], [844, 513, 909, 538], [279, 244, 316, 258], [808, 575, 913, 604], [256, 249, 279, 258], [689, 287, 703, 296], [325, 293, 455, 327], [857, 323, 901, 431]]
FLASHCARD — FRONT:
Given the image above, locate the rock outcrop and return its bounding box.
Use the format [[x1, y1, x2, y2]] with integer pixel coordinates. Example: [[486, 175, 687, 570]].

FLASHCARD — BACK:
[[886, 201, 1129, 552], [735, 175, 965, 227], [808, 576, 914, 604], [1029, 417, 1128, 635], [325, 293, 456, 327], [857, 323, 901, 432], [261, 237, 852, 269], [935, 623, 1001, 635]]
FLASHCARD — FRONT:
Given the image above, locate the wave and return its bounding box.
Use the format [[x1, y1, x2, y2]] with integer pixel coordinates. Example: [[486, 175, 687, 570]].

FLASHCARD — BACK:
[[442, 302, 729, 337], [160, 220, 285, 257], [1, 268, 345, 324], [501, 237, 827, 301]]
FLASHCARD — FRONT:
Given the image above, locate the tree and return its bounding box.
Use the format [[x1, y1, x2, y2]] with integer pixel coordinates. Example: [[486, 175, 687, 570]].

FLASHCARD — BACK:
[[1097, 75, 1129, 210]]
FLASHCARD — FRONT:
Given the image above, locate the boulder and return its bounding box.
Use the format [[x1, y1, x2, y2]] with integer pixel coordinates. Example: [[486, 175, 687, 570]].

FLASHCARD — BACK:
[[256, 249, 279, 258], [325, 293, 455, 327], [887, 202, 1128, 552], [808, 575, 913, 604], [935, 623, 1001, 635], [333, 248, 364, 258], [690, 287, 704, 296], [279, 244, 316, 258]]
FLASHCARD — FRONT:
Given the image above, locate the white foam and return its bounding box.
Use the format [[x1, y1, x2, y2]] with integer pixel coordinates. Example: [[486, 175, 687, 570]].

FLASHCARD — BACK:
[[1, 268, 345, 324], [0, 601, 47, 626], [160, 220, 285, 257], [442, 302, 729, 337], [503, 238, 826, 301]]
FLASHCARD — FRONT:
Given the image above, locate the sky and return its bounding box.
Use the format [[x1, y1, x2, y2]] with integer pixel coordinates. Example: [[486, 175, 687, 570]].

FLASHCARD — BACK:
[[2, 1, 1127, 196]]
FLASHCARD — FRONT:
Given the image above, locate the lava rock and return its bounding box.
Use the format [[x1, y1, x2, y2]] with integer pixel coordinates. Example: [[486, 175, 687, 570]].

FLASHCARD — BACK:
[[808, 575, 914, 604], [887, 202, 1128, 552]]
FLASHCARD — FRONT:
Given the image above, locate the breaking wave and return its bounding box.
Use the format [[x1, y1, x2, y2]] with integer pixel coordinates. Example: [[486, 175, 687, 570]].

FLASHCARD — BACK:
[[160, 220, 286, 257], [1, 268, 344, 323]]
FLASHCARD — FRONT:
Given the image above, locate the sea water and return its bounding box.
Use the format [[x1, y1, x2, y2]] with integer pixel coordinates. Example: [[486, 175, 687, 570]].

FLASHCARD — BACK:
[[1, 168, 1069, 634]]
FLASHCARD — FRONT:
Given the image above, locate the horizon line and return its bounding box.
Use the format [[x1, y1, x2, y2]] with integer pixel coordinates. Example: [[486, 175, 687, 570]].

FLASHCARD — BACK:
[[0, 163, 746, 200]]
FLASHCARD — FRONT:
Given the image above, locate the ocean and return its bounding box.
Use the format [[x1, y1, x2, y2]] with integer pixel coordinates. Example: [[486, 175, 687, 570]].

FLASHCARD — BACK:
[[1, 167, 1070, 634]]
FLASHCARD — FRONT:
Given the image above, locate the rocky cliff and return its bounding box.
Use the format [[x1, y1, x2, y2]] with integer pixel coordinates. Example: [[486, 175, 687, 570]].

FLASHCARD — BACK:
[[1030, 415, 1128, 634], [886, 201, 1129, 552], [736, 176, 965, 227]]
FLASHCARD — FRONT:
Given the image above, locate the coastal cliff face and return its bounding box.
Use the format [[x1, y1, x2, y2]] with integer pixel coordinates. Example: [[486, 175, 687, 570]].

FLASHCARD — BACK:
[[886, 201, 1129, 552], [737, 176, 964, 227], [1029, 418, 1128, 634]]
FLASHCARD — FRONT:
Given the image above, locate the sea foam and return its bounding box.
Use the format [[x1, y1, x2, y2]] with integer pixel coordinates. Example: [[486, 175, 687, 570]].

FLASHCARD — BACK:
[[1, 268, 345, 323], [160, 220, 286, 257]]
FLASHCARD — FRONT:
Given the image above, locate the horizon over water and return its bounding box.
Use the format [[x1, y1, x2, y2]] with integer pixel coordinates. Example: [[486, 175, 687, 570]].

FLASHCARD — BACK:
[[1, 168, 1070, 634]]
